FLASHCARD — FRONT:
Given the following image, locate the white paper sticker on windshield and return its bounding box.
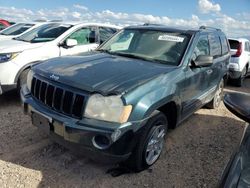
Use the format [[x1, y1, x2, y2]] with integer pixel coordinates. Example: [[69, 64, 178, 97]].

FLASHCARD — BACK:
[[158, 35, 184, 42]]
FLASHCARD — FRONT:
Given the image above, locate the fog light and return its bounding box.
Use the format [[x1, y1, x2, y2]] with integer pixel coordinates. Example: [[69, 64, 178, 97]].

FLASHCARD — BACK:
[[92, 135, 111, 150]]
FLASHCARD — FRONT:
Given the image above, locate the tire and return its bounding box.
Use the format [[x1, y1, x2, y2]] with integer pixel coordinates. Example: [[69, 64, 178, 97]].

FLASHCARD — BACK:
[[235, 67, 247, 87], [125, 111, 168, 172], [17, 69, 30, 93], [206, 79, 224, 109]]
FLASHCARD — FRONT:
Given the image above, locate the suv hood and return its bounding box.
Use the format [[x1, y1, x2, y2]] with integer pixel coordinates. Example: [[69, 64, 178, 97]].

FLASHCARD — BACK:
[[0, 39, 45, 53], [0, 35, 13, 41], [34, 52, 176, 95]]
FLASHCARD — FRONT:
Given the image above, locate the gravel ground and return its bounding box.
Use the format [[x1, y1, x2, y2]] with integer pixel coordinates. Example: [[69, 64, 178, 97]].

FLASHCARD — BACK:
[[0, 79, 249, 188]]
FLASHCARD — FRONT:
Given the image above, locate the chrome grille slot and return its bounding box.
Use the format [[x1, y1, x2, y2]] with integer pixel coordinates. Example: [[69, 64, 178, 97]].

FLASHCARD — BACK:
[[62, 91, 74, 114], [30, 76, 85, 119], [53, 88, 63, 111]]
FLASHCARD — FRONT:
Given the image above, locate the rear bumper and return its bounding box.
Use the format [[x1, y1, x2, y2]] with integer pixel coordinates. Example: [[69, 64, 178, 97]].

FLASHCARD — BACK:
[[228, 70, 242, 79]]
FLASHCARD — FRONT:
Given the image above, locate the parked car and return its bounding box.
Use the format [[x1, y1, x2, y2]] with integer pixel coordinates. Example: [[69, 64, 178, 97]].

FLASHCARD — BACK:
[[228, 38, 250, 86], [0, 19, 11, 31], [0, 22, 120, 94], [0, 22, 46, 41], [220, 92, 250, 187], [21, 25, 230, 171]]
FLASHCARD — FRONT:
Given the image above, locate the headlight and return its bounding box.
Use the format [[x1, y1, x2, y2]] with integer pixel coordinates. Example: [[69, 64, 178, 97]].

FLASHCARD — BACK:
[[0, 52, 20, 63], [26, 70, 34, 91], [84, 94, 132, 123]]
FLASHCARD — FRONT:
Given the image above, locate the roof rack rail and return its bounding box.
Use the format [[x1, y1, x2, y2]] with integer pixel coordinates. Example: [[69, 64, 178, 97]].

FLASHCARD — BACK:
[[199, 25, 221, 31], [33, 19, 47, 22], [143, 23, 164, 26], [49, 19, 63, 22]]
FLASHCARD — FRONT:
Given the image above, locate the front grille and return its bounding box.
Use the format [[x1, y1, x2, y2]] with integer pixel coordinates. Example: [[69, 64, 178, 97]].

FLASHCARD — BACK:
[[31, 77, 86, 119]]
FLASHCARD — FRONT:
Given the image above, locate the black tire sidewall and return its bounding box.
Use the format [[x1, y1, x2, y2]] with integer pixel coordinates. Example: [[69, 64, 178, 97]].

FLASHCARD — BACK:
[[17, 69, 30, 90], [127, 112, 168, 172]]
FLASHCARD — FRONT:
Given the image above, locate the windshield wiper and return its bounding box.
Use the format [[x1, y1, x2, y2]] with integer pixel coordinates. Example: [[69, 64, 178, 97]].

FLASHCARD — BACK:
[[96, 49, 117, 55], [113, 52, 153, 61], [114, 52, 170, 65]]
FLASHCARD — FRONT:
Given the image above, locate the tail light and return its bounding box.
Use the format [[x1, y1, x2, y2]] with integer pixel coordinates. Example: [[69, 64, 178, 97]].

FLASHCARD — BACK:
[[232, 42, 242, 57]]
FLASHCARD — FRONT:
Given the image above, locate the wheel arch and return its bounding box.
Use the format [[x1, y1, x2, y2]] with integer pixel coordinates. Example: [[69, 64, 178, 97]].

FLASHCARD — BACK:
[[14, 61, 41, 83], [144, 99, 181, 129]]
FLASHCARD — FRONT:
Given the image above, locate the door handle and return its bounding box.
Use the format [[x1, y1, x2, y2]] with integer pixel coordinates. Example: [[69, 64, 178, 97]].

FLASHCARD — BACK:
[[206, 69, 213, 74]]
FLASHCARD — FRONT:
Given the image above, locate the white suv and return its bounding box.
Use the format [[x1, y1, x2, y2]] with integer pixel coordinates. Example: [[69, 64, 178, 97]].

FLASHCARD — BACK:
[[228, 38, 250, 86], [0, 22, 120, 95], [0, 22, 47, 41]]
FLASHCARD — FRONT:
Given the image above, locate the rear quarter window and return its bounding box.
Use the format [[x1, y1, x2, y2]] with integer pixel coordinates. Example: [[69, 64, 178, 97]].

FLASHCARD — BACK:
[[244, 42, 250, 52], [209, 34, 222, 58], [228, 39, 239, 50]]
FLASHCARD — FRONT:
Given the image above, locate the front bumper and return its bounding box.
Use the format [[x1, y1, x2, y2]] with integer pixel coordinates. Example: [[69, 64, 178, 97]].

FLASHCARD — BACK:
[[0, 82, 17, 95], [21, 87, 145, 164]]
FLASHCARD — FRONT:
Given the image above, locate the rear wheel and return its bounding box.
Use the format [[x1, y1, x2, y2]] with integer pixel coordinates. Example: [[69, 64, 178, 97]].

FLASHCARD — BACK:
[[125, 111, 168, 172], [206, 79, 224, 109]]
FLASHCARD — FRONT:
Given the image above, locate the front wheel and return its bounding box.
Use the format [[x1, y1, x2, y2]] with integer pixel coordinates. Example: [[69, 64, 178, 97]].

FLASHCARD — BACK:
[[125, 111, 168, 172], [206, 79, 224, 109]]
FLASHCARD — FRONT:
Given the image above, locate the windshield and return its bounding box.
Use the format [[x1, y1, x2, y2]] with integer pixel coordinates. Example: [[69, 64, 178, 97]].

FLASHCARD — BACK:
[[14, 23, 72, 43], [99, 29, 191, 66], [0, 23, 34, 36]]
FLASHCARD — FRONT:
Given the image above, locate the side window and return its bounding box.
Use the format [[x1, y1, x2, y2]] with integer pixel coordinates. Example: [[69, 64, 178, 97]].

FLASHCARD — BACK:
[[209, 34, 222, 58], [99, 27, 117, 44], [0, 23, 5, 31], [192, 35, 210, 60], [66, 27, 96, 45], [245, 42, 250, 52], [220, 36, 229, 55]]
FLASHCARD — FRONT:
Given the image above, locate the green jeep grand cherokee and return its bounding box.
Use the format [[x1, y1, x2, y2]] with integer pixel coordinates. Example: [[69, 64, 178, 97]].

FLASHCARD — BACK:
[[21, 25, 230, 172]]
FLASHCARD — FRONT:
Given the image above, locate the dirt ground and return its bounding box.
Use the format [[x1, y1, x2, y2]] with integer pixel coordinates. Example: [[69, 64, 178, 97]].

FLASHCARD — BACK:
[[0, 79, 249, 188]]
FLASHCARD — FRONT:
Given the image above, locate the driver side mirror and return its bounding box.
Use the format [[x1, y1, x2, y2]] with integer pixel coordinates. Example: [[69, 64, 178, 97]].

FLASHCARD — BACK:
[[65, 39, 78, 47], [192, 55, 213, 67]]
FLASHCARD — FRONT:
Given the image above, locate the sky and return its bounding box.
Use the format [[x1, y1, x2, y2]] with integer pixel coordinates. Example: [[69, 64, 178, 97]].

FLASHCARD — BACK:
[[0, 0, 249, 38]]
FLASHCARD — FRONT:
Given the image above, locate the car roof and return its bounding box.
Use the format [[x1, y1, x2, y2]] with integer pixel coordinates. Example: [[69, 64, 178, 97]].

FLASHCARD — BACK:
[[123, 24, 225, 36], [11, 21, 121, 29], [59, 22, 122, 29], [125, 25, 197, 34]]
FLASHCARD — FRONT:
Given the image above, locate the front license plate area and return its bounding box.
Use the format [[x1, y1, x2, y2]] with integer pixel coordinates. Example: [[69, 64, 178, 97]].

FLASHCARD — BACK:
[[32, 112, 51, 134]]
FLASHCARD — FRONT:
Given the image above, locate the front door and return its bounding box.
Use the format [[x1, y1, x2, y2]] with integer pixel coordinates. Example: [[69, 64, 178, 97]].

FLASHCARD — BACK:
[[181, 34, 211, 119], [59, 27, 99, 56]]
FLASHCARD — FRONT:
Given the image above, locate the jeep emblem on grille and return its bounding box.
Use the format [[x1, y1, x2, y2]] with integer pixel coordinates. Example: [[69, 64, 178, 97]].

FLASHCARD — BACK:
[[50, 74, 59, 81]]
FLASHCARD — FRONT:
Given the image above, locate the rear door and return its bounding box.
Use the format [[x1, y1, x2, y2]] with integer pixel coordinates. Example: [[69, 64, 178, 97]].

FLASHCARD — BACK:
[[205, 34, 223, 96], [59, 26, 99, 56]]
